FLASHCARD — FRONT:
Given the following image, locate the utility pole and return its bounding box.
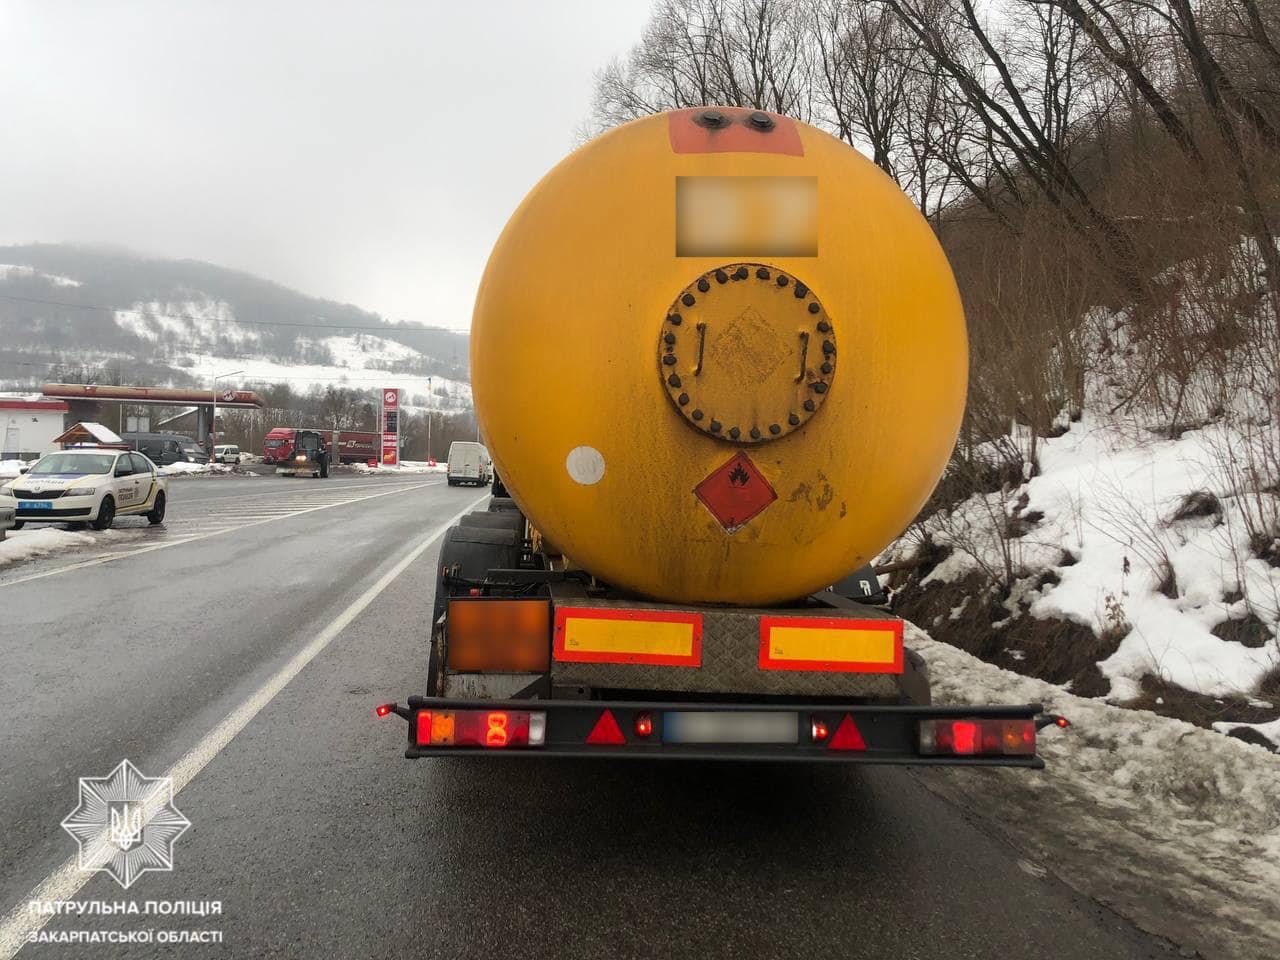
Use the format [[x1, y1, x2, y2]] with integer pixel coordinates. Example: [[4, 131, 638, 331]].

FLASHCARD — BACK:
[[425, 377, 433, 461], [211, 370, 243, 463]]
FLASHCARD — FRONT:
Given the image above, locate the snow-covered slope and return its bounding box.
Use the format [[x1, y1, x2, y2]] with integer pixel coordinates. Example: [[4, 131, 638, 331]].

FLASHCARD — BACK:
[[884, 245, 1280, 748], [113, 299, 250, 345], [0, 263, 79, 287], [176, 347, 471, 412], [905, 416, 1280, 702], [0, 245, 471, 406]]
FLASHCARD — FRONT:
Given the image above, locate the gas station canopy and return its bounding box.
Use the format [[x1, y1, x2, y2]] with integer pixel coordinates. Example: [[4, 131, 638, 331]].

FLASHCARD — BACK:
[[41, 383, 264, 407]]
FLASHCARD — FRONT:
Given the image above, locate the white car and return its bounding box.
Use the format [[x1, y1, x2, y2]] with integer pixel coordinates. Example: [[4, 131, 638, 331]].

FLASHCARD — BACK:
[[214, 444, 242, 464], [0, 449, 168, 530]]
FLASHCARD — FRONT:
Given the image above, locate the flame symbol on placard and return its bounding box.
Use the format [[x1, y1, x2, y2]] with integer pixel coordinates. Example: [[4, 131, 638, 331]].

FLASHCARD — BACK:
[[728, 464, 750, 487]]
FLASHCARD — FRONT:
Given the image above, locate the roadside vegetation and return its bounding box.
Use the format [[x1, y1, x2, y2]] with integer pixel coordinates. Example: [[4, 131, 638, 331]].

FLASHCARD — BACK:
[[594, 0, 1280, 741]]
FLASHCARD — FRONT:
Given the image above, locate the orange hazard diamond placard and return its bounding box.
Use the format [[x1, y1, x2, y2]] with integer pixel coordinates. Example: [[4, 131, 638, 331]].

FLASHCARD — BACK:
[[694, 451, 777, 533]]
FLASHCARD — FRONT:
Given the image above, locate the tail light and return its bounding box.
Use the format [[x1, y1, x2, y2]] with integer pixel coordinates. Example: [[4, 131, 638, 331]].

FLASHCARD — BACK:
[[415, 710, 546, 748], [446, 598, 551, 672], [634, 712, 653, 738], [919, 718, 1035, 756]]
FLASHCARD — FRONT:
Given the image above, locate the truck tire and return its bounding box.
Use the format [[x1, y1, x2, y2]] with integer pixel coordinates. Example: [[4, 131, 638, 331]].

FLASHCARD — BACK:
[[432, 524, 520, 626], [487, 496, 519, 512]]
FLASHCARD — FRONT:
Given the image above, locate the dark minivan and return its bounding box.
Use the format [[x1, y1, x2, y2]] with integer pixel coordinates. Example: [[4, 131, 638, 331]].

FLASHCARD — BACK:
[[122, 432, 206, 466]]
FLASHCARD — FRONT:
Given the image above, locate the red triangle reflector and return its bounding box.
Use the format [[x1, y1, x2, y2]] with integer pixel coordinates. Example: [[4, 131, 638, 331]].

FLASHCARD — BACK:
[[827, 713, 866, 751], [586, 709, 626, 745]]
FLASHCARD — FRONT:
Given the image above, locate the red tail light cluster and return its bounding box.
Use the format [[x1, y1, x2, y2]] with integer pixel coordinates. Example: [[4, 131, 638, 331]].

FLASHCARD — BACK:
[[415, 710, 546, 748], [919, 718, 1035, 756]]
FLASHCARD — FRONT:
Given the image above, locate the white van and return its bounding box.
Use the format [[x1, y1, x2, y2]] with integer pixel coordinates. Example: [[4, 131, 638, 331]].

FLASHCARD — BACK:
[[447, 441, 490, 486]]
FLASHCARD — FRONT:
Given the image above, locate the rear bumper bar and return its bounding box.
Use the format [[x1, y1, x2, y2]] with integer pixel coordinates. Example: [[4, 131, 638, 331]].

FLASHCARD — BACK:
[[395, 695, 1046, 767]]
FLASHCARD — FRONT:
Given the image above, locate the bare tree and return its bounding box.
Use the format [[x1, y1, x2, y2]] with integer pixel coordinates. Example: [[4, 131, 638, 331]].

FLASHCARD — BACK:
[[875, 0, 1145, 291], [587, 0, 815, 135]]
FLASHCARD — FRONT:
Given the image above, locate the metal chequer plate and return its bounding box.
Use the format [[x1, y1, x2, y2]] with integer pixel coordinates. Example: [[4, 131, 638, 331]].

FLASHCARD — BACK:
[[659, 262, 836, 443], [550, 596, 902, 699]]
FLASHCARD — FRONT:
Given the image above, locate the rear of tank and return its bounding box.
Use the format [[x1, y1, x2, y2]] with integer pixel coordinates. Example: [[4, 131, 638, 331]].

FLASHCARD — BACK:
[[379, 109, 1045, 766], [470, 108, 966, 607]]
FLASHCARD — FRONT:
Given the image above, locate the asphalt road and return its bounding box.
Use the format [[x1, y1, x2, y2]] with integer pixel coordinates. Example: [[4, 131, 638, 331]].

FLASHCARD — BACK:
[[0, 474, 1178, 959]]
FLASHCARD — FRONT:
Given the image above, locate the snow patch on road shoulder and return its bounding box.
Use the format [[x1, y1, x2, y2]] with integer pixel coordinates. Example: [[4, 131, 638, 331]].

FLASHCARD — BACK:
[[912, 624, 1280, 959], [350, 461, 446, 475], [156, 462, 238, 478], [0, 528, 134, 567]]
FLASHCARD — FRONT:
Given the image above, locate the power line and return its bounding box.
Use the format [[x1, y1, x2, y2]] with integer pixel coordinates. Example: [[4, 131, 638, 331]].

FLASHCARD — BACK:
[[0, 292, 468, 336]]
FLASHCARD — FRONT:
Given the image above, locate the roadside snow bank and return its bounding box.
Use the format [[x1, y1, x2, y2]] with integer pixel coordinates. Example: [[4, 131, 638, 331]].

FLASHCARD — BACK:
[[0, 459, 33, 480], [888, 412, 1280, 718], [156, 462, 236, 478], [1214, 716, 1280, 749], [351, 460, 446, 475], [1028, 417, 1277, 700], [0, 527, 133, 566], [912, 625, 1280, 960]]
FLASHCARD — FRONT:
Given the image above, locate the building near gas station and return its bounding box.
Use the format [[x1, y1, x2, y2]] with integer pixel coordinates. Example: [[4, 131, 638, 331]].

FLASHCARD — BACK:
[[0, 396, 70, 459], [2, 385, 264, 460]]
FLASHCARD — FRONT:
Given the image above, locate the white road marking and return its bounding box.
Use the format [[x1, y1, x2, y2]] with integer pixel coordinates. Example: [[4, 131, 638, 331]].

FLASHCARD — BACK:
[[0, 491, 488, 957], [178, 477, 439, 505], [0, 482, 438, 588], [1017, 858, 1048, 879]]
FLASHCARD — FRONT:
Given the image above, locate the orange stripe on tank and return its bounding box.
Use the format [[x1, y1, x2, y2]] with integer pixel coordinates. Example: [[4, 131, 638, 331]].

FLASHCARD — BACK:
[[668, 108, 804, 156]]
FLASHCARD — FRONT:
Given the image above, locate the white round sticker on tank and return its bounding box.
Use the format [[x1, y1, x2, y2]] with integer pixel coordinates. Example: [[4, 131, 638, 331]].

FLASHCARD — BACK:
[[565, 445, 606, 485]]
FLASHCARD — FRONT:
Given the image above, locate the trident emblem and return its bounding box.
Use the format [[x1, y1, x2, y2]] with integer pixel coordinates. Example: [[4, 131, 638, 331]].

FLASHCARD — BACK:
[[108, 801, 144, 851]]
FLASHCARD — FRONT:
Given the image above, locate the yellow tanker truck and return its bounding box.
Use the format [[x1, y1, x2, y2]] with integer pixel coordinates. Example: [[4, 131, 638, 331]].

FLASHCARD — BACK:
[[381, 107, 1049, 764]]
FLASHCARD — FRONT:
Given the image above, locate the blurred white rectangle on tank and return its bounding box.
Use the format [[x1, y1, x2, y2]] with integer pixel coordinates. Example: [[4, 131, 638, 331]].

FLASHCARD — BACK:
[[676, 176, 818, 257]]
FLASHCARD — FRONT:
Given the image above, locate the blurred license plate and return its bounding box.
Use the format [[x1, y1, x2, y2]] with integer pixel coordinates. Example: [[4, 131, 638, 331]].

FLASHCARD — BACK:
[[19, 501, 51, 510], [663, 711, 796, 744]]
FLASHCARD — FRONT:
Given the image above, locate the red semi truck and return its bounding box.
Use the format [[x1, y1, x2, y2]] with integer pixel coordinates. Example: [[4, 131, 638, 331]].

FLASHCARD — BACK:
[[262, 427, 378, 465]]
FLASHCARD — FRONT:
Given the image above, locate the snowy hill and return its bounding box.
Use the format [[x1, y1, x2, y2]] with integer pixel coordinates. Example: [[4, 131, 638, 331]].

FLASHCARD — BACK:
[[0, 244, 470, 409], [882, 257, 1280, 751]]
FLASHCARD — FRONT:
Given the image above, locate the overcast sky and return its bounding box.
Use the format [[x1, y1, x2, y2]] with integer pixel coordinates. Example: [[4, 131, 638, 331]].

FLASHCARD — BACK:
[[0, 1, 652, 331]]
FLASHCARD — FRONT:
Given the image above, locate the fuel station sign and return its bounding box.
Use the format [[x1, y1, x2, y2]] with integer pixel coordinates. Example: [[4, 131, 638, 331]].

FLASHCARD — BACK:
[[382, 387, 400, 466]]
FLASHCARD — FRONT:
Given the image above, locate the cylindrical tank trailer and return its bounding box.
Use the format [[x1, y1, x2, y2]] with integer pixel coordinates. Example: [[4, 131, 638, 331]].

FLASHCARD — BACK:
[[471, 107, 967, 606]]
